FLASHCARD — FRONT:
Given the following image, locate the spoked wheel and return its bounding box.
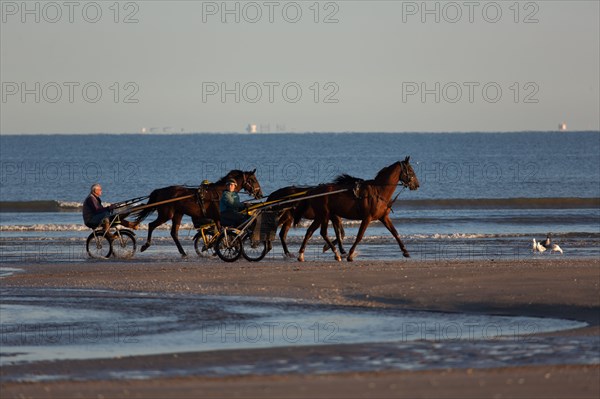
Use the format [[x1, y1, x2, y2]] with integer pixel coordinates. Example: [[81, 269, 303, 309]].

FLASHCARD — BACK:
[[241, 233, 268, 262], [111, 230, 136, 259], [215, 230, 242, 262], [86, 232, 113, 259], [194, 231, 215, 257]]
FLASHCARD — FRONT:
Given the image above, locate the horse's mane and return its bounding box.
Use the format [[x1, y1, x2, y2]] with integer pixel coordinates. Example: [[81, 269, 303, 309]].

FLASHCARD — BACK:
[[333, 174, 364, 185], [211, 170, 244, 186], [373, 162, 400, 182]]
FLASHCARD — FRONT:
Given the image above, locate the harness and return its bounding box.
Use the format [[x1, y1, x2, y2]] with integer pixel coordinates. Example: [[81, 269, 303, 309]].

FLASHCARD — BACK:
[[195, 184, 209, 219], [350, 162, 409, 213]]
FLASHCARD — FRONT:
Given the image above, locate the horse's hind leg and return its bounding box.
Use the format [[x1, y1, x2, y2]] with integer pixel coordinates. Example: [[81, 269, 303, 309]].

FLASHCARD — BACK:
[[170, 213, 187, 257], [319, 219, 341, 262], [140, 213, 170, 252], [379, 214, 410, 258], [322, 217, 346, 255], [332, 216, 346, 255], [347, 218, 371, 262], [298, 219, 320, 262], [279, 214, 294, 258]]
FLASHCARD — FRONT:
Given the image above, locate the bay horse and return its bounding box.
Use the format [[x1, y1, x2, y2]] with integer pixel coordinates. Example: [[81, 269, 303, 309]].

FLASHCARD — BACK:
[[132, 170, 262, 257], [267, 186, 346, 258], [295, 157, 419, 262]]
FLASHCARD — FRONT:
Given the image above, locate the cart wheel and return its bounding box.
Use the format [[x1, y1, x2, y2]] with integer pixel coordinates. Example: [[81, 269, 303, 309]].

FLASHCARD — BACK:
[[194, 231, 215, 257], [111, 230, 136, 259], [215, 231, 242, 262], [86, 232, 113, 259], [241, 233, 268, 262]]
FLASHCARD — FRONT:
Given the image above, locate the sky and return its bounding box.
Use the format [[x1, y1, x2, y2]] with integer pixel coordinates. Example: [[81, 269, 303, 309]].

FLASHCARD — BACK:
[[1, 0, 599, 134]]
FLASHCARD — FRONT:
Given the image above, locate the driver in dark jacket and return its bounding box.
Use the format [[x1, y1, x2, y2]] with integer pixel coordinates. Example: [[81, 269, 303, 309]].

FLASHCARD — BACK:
[[219, 179, 248, 227], [83, 184, 136, 231], [83, 184, 115, 229]]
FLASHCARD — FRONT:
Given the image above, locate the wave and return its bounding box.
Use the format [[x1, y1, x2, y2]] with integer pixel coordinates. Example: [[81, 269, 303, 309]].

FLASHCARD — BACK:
[[2, 197, 598, 213], [393, 197, 599, 210], [2, 223, 598, 242], [0, 223, 192, 232]]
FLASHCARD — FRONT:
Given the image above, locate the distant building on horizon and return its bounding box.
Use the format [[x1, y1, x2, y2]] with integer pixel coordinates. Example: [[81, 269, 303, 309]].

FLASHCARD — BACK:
[[246, 124, 258, 133], [141, 127, 185, 133], [558, 122, 567, 131]]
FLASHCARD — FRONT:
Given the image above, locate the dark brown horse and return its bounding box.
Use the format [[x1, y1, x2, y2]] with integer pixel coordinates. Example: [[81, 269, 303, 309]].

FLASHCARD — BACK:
[[133, 170, 262, 257], [267, 186, 346, 258], [295, 157, 419, 262]]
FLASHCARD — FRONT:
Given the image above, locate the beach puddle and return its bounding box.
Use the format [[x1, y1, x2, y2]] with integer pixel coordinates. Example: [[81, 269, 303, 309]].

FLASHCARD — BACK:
[[1, 288, 596, 381]]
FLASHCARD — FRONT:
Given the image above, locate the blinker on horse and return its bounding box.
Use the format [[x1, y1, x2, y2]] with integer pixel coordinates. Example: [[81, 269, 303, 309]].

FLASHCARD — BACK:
[[296, 157, 419, 262], [132, 170, 262, 257]]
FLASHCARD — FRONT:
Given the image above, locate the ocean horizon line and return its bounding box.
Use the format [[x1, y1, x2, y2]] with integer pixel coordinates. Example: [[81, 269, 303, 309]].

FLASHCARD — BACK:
[[2, 130, 599, 137]]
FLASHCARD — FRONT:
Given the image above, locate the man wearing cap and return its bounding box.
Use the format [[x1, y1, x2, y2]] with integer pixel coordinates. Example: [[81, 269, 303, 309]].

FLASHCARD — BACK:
[[219, 179, 248, 226]]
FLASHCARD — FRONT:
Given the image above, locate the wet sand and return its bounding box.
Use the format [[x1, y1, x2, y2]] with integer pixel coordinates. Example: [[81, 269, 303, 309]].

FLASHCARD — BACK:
[[1, 258, 599, 398]]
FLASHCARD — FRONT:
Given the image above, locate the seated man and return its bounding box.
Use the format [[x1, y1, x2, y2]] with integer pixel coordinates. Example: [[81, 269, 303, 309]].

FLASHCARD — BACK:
[[219, 179, 248, 227], [82, 184, 136, 232]]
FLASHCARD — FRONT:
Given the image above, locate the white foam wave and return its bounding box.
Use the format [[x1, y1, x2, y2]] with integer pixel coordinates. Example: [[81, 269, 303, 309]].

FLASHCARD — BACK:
[[58, 201, 82, 209], [431, 233, 492, 239], [0, 224, 90, 232], [0, 222, 197, 232], [295, 219, 376, 228]]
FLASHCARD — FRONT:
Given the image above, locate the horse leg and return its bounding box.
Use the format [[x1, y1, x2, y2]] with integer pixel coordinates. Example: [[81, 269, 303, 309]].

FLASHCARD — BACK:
[[279, 217, 294, 258], [140, 213, 170, 252], [332, 216, 346, 255], [323, 217, 346, 256], [379, 214, 410, 258], [170, 213, 187, 257], [347, 217, 371, 262], [322, 220, 332, 253], [319, 219, 341, 262], [297, 219, 321, 262]]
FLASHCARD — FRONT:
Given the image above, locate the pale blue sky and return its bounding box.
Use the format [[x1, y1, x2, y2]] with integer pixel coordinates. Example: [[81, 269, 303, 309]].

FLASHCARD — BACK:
[[1, 0, 599, 133]]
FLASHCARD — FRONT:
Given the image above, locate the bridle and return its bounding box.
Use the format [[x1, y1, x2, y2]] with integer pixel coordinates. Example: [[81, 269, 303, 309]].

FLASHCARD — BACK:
[[241, 174, 261, 199], [397, 161, 412, 188]]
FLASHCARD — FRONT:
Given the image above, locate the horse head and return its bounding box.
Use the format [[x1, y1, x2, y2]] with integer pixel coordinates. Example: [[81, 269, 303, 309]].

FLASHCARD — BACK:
[[399, 156, 420, 190], [230, 169, 263, 199]]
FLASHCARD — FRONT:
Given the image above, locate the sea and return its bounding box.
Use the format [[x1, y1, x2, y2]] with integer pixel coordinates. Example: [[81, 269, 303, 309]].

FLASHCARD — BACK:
[[1, 131, 599, 263]]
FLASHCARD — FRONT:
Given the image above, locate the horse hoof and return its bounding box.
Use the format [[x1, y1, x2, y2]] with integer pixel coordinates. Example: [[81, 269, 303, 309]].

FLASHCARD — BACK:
[[403, 252, 411, 258], [140, 244, 149, 252], [335, 256, 341, 262], [297, 254, 305, 262], [347, 256, 354, 262]]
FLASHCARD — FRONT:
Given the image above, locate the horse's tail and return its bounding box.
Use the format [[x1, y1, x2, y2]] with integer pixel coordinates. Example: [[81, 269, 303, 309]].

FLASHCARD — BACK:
[[131, 206, 154, 225], [292, 200, 309, 227], [130, 191, 160, 225]]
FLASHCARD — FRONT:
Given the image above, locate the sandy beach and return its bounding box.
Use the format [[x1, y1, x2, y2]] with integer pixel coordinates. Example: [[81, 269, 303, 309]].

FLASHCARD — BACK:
[[1, 257, 599, 398]]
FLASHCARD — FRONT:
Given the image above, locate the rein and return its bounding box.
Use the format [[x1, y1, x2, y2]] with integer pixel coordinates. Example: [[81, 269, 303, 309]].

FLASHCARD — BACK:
[[388, 186, 406, 212]]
